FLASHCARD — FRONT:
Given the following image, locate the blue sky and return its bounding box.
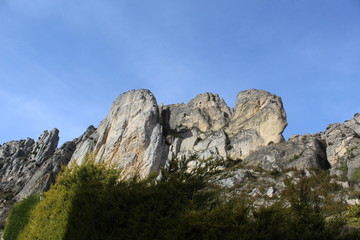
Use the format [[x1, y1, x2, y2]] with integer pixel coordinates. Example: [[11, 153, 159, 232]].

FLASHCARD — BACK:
[[1, 0, 360, 145]]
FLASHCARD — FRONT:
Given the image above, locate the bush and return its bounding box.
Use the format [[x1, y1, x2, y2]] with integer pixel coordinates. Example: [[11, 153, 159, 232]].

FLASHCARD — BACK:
[[16, 156, 222, 240], [18, 154, 120, 240], [10, 155, 360, 240], [352, 168, 360, 182], [347, 204, 360, 220], [3, 194, 40, 240]]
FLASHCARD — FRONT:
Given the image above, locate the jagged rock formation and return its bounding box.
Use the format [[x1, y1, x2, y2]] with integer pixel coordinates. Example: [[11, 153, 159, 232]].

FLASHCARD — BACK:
[[323, 114, 360, 181], [1, 88, 360, 223], [16, 141, 76, 201], [0, 129, 60, 197], [226, 89, 287, 160], [0, 129, 65, 224], [70, 89, 167, 177], [161, 89, 287, 162], [69, 89, 287, 177]]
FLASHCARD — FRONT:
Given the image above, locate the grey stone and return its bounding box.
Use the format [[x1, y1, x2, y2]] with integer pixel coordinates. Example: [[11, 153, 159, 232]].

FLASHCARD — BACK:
[[244, 134, 329, 171], [322, 114, 360, 182], [70, 89, 167, 177], [162, 89, 287, 164], [0, 129, 60, 222]]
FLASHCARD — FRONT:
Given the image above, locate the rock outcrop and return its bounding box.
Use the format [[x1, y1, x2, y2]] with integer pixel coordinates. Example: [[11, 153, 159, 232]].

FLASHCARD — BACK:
[[322, 114, 360, 181], [70, 89, 167, 177], [0, 129, 63, 223], [3, 88, 360, 224], [161, 89, 287, 163], [160, 92, 232, 161], [226, 89, 287, 160], [0, 129, 59, 197], [244, 134, 329, 171], [68, 89, 287, 177], [16, 140, 76, 201]]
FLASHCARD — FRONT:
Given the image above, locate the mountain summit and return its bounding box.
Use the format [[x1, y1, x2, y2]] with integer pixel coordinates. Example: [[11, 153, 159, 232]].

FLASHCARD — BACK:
[[1, 89, 360, 223]]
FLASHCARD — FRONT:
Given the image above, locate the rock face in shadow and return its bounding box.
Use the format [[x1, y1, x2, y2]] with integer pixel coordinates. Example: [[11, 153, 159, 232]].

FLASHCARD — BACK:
[[244, 134, 329, 171]]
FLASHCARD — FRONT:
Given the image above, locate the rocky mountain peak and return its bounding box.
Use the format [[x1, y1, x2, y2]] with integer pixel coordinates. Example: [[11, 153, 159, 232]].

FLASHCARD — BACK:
[[30, 128, 59, 163], [10, 88, 360, 223], [227, 89, 287, 141], [70, 89, 166, 177], [67, 89, 288, 174], [162, 92, 232, 133]]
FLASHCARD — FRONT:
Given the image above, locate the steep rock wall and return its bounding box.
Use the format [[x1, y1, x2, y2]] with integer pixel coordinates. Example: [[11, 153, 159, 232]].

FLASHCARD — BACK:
[[70, 89, 167, 177]]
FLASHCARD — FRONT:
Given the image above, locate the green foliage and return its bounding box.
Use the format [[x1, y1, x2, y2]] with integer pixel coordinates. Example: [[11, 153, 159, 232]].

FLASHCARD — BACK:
[[280, 171, 346, 240], [339, 162, 349, 176], [346, 146, 358, 154], [10, 155, 360, 240], [344, 146, 358, 160], [3, 195, 40, 240], [19, 154, 121, 240], [347, 204, 360, 220], [16, 155, 223, 240], [352, 168, 360, 182]]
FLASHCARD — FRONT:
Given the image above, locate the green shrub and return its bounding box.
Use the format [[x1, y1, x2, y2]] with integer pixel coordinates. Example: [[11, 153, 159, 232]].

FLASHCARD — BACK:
[[12, 155, 360, 240], [347, 204, 360, 220], [19, 154, 120, 240], [17, 156, 222, 240], [3, 194, 40, 240], [352, 168, 360, 182]]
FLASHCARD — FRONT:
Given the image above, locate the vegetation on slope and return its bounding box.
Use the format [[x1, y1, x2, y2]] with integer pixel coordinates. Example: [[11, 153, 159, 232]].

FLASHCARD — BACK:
[[4, 155, 360, 240], [3, 194, 39, 240]]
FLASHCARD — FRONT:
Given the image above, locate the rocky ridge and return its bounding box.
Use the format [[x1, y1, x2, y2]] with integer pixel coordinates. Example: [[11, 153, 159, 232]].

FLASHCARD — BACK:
[[1, 89, 360, 223]]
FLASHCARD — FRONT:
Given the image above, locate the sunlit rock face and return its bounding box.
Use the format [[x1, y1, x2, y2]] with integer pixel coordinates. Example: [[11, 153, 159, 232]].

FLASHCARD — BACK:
[[0, 129, 60, 197], [160, 92, 232, 161], [226, 89, 287, 160], [69, 89, 288, 176], [0, 129, 72, 223], [0, 88, 289, 221], [70, 89, 167, 177], [7, 88, 360, 225], [322, 114, 360, 181], [161, 89, 287, 162]]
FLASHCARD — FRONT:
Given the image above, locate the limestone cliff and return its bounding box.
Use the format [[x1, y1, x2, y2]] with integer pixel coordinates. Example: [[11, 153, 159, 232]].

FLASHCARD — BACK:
[[0, 129, 64, 224], [69, 89, 287, 177], [2, 88, 360, 223], [70, 89, 167, 177], [161, 89, 287, 162]]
